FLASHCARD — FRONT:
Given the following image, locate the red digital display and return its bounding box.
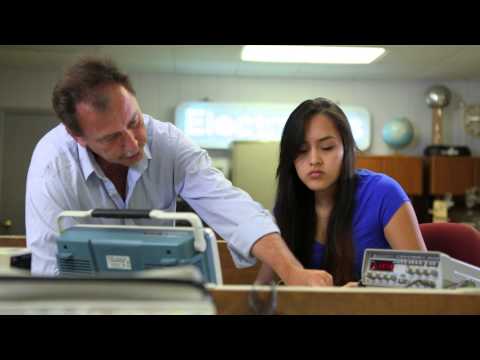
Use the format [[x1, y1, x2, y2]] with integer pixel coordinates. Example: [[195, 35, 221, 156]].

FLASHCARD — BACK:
[[370, 260, 394, 272]]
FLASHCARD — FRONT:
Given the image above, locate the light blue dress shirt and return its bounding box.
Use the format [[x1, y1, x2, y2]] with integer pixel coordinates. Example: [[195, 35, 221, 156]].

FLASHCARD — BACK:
[[25, 114, 279, 276]]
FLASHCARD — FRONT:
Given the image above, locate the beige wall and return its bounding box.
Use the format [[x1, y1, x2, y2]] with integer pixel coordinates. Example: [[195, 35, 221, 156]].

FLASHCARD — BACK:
[[0, 112, 4, 214], [1, 66, 480, 155]]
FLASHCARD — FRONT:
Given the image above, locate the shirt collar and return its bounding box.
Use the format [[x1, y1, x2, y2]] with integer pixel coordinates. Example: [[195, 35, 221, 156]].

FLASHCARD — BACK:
[[78, 144, 98, 180], [78, 142, 152, 181]]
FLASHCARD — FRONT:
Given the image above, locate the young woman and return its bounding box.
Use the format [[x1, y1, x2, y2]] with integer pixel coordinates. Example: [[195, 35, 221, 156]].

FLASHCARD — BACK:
[[256, 97, 426, 286]]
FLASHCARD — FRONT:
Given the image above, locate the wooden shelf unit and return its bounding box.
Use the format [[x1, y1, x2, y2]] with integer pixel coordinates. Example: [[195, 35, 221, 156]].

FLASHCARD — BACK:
[[356, 155, 423, 196]]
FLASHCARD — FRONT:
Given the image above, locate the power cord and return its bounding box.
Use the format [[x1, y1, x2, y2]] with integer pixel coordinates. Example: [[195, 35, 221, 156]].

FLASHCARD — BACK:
[[248, 281, 278, 315], [405, 279, 435, 288], [444, 280, 477, 289]]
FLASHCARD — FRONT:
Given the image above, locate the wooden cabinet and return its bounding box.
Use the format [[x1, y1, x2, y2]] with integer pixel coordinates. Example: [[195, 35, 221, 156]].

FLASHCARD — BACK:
[[356, 155, 423, 195], [357, 154, 480, 197], [355, 156, 384, 173], [429, 156, 480, 196], [475, 158, 480, 187], [0, 236, 25, 247]]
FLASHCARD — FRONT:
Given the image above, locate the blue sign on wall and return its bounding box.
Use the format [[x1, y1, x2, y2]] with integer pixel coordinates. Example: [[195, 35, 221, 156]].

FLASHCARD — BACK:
[[175, 101, 371, 151]]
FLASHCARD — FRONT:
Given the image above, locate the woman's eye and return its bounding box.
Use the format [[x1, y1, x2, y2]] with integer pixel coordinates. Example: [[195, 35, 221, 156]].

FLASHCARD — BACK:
[[322, 146, 334, 151]]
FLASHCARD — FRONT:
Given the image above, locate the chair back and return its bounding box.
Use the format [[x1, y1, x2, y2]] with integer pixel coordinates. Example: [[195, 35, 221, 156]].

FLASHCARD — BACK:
[[419, 222, 480, 267]]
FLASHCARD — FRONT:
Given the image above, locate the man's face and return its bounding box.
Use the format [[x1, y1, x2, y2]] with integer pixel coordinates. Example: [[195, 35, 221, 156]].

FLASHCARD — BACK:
[[72, 84, 147, 167]]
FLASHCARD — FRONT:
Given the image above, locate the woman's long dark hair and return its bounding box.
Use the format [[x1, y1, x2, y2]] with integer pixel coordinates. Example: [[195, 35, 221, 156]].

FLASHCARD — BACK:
[[274, 98, 358, 285]]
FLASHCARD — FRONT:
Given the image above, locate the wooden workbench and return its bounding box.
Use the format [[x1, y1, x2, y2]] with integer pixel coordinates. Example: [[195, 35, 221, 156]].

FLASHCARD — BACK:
[[207, 285, 480, 315], [6, 235, 480, 314]]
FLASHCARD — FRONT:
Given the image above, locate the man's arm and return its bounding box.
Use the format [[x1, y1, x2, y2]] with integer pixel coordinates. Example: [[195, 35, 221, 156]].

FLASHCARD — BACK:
[[170, 125, 332, 286], [251, 233, 333, 286], [26, 160, 73, 276], [26, 177, 60, 276]]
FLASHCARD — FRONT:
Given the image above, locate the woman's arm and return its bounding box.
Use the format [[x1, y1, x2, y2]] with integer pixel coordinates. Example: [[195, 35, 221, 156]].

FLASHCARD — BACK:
[[384, 202, 427, 251]]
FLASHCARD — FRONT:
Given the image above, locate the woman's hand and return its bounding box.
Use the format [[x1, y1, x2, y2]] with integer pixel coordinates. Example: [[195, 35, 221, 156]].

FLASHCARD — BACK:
[[343, 282, 359, 287]]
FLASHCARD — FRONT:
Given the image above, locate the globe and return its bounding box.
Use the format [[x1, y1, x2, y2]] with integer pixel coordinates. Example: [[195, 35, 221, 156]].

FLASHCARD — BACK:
[[382, 117, 414, 150]]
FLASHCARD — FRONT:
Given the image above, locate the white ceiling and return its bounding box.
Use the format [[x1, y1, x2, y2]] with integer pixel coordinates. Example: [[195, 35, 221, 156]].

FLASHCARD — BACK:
[[1, 45, 480, 81]]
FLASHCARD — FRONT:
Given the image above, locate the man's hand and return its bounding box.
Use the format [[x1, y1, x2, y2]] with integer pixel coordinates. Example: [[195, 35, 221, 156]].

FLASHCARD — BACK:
[[251, 233, 334, 287], [255, 261, 333, 287], [285, 267, 333, 286]]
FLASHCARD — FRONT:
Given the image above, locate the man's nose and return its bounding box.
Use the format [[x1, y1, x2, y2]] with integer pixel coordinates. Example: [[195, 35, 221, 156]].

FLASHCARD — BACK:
[[123, 130, 139, 153]]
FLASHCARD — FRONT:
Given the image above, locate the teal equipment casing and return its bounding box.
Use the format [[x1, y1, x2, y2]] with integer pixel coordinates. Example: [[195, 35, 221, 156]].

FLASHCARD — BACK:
[[56, 209, 223, 285]]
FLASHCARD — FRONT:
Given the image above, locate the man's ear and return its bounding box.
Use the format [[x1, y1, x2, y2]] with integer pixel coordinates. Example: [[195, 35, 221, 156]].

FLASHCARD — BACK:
[[65, 126, 87, 147]]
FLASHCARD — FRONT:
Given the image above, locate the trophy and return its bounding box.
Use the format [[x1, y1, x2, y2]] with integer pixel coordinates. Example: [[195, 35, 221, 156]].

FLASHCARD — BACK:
[[424, 85, 470, 156]]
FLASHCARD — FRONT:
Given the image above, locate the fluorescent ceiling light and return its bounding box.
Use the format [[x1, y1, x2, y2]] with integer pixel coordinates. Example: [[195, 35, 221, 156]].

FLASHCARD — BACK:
[[241, 46, 386, 64]]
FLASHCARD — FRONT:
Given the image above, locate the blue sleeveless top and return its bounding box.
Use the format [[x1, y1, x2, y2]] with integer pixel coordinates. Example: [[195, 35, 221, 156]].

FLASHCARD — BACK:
[[311, 169, 410, 280]]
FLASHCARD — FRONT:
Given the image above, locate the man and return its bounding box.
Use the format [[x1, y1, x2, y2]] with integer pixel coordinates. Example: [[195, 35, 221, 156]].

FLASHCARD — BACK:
[[26, 56, 332, 286]]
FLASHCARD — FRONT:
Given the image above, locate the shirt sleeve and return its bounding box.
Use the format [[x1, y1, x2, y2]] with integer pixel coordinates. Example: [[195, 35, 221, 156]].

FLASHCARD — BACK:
[[25, 162, 74, 276], [169, 124, 280, 268], [377, 174, 411, 228]]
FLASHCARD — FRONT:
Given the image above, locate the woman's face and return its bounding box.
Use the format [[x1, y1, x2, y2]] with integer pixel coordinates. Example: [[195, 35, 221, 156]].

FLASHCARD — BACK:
[[294, 114, 344, 193]]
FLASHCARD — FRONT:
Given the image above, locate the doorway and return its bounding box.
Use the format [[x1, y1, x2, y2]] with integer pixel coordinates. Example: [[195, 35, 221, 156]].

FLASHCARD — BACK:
[[0, 110, 58, 235]]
